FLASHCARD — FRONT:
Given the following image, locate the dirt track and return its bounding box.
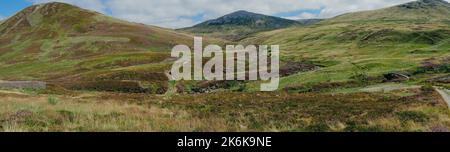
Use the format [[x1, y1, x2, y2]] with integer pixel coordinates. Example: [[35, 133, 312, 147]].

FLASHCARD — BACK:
[[435, 88, 450, 108]]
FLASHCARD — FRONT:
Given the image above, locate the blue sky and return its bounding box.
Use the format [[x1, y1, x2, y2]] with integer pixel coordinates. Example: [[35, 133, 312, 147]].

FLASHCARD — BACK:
[[0, 0, 321, 21], [0, 0, 443, 28], [0, 0, 32, 19]]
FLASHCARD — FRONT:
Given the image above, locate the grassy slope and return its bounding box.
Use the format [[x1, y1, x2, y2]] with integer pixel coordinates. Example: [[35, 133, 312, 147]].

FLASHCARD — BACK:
[[1, 1, 450, 132], [243, 18, 450, 91], [0, 2, 200, 93]]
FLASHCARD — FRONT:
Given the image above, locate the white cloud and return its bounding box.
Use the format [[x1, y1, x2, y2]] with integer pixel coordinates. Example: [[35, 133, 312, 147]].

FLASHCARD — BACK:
[[0, 15, 5, 20], [27, 0, 450, 28], [285, 12, 318, 20], [315, 0, 413, 18], [104, 0, 322, 28]]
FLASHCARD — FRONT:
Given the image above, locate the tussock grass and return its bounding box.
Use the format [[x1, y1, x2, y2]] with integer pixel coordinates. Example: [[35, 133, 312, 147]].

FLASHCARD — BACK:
[[0, 92, 228, 132], [1, 88, 447, 132]]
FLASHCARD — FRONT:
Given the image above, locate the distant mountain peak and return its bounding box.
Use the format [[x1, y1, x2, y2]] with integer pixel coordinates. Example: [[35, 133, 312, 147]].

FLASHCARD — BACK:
[[229, 10, 252, 15], [397, 0, 450, 9], [183, 10, 299, 40], [420, 0, 449, 4], [327, 0, 450, 23], [223, 10, 262, 18], [193, 10, 298, 27]]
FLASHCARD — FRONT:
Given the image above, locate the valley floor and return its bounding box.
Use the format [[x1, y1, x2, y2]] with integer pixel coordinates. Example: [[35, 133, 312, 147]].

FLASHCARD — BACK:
[[0, 85, 449, 132]]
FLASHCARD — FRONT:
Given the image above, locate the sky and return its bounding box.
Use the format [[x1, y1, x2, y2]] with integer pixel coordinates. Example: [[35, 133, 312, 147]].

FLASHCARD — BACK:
[[0, 0, 449, 28]]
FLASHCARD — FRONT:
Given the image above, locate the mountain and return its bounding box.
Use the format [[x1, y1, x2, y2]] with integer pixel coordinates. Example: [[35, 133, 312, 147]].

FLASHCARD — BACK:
[[180, 10, 300, 41], [242, 0, 450, 90], [1, 0, 450, 132], [1, 0, 449, 94], [0, 2, 196, 93], [328, 0, 450, 23], [296, 19, 323, 25]]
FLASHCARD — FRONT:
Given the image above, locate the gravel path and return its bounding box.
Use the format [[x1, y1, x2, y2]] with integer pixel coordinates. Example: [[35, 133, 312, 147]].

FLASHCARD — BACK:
[[435, 88, 450, 109]]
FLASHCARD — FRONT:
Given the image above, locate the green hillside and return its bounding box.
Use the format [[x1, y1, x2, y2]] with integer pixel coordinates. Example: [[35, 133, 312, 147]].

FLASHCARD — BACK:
[[1, 1, 448, 93], [242, 0, 450, 91], [0, 2, 200, 93], [0, 1, 449, 132]]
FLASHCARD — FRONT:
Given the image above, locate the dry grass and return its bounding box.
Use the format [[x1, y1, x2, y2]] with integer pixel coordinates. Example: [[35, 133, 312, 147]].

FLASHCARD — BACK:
[[1, 87, 448, 132], [0, 91, 228, 132]]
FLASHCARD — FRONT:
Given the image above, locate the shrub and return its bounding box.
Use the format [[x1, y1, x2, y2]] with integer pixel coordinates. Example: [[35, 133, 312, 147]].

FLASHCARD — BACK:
[[65, 80, 167, 94], [73, 24, 88, 33], [444, 85, 450, 90], [57, 110, 76, 122], [20, 88, 41, 95], [414, 60, 450, 74], [304, 123, 330, 132], [439, 63, 450, 73], [344, 121, 385, 132], [350, 63, 369, 83], [48, 96, 59, 105], [420, 85, 435, 93], [351, 73, 370, 83], [396, 111, 429, 123], [284, 85, 312, 93]]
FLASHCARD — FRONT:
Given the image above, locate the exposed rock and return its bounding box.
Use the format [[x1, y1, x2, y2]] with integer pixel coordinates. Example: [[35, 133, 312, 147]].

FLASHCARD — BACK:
[[195, 10, 299, 28], [280, 62, 320, 76], [383, 72, 411, 82], [398, 0, 450, 9]]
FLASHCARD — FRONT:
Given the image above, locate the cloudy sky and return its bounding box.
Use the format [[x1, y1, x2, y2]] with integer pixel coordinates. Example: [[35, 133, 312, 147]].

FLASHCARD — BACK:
[[0, 0, 448, 28]]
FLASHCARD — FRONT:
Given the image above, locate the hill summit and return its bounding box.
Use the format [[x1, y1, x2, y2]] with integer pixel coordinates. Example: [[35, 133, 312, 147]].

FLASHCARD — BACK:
[[0, 2, 192, 56], [194, 10, 299, 28], [180, 10, 299, 41], [0, 2, 194, 93], [328, 0, 450, 23], [398, 0, 450, 9], [0, 2, 97, 35]]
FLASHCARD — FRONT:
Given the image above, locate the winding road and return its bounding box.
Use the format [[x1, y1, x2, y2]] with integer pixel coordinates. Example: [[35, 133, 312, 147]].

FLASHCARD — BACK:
[[435, 87, 450, 109], [359, 84, 450, 109]]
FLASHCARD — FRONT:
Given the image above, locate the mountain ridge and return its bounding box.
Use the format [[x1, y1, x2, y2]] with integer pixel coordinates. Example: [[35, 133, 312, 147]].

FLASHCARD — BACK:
[[192, 10, 299, 28], [180, 10, 300, 41], [296, 19, 323, 25], [327, 0, 450, 23]]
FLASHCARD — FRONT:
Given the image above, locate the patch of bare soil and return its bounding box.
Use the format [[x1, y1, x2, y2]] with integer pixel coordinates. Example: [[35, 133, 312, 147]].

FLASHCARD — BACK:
[[280, 62, 320, 76]]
